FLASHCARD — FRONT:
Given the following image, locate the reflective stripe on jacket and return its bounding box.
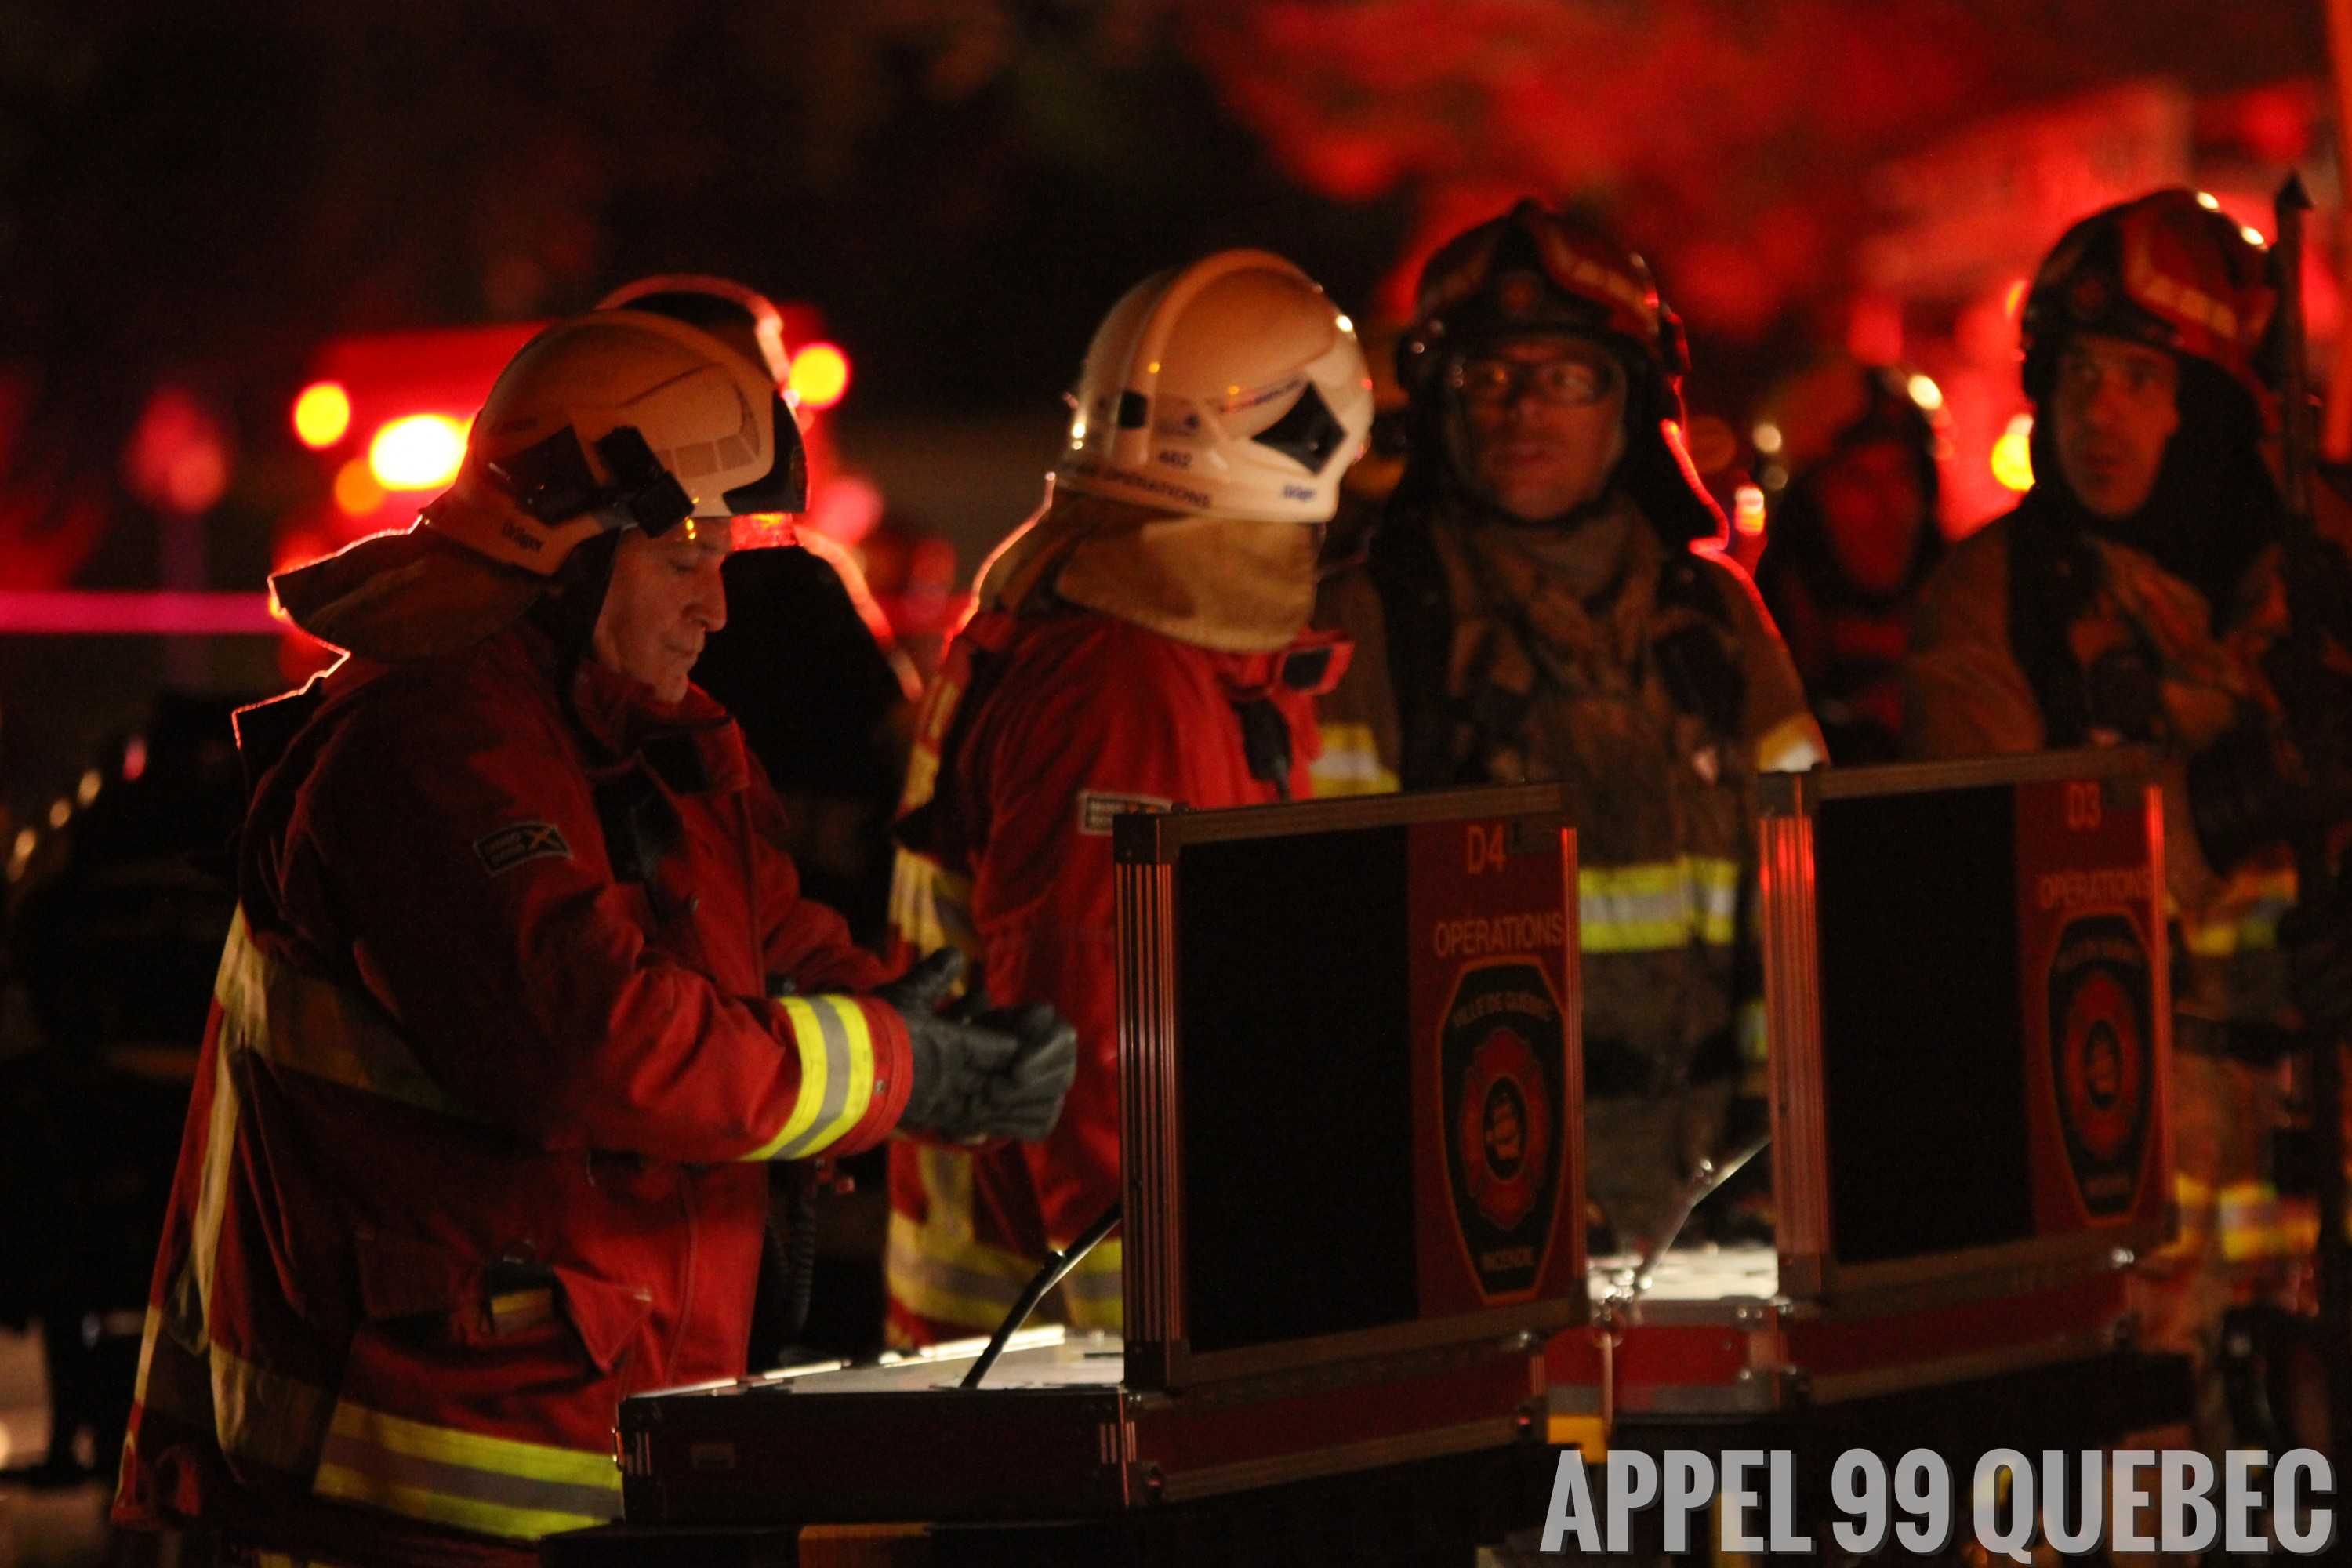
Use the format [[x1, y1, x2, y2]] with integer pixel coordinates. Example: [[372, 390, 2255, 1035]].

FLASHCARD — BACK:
[[1312, 522, 1820, 1082]]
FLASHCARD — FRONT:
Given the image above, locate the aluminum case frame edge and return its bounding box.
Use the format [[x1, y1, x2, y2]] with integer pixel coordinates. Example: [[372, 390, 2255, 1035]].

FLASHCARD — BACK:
[[1114, 782, 1588, 1393]]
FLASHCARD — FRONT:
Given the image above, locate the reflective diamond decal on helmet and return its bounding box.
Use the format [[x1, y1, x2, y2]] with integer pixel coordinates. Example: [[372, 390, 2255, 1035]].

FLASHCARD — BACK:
[[1250, 382, 1347, 473]]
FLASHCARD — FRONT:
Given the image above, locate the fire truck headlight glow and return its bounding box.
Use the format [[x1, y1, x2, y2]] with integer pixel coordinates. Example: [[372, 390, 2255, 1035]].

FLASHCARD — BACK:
[[335, 457, 387, 516], [292, 381, 353, 448], [1906, 373, 1944, 412], [368, 414, 468, 492], [789, 343, 851, 411], [1991, 412, 2036, 492]]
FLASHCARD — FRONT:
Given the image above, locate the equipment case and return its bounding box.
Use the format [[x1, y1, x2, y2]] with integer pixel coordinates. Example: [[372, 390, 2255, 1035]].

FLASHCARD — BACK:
[[1549, 748, 2170, 1428], [621, 786, 1588, 1525]]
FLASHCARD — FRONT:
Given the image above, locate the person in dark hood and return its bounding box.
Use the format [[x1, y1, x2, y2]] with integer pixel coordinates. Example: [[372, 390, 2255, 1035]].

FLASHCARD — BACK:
[[1752, 356, 1948, 762], [1314, 201, 1823, 1252]]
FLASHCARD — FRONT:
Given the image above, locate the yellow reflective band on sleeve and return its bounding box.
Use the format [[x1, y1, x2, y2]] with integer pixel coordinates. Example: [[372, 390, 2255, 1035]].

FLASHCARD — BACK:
[[1308, 723, 1401, 797], [743, 1001, 875, 1161], [313, 1401, 619, 1541], [746, 996, 878, 1161], [212, 908, 464, 1119], [887, 848, 982, 968], [1579, 856, 1741, 954], [1755, 713, 1828, 775]]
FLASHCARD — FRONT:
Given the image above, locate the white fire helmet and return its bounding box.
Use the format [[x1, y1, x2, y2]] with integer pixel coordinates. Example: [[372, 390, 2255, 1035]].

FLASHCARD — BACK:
[[420, 307, 807, 572], [1055, 249, 1374, 524]]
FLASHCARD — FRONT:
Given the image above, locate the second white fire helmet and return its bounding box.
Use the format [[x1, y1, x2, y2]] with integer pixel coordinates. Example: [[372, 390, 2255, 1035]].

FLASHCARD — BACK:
[[1056, 249, 1374, 525]]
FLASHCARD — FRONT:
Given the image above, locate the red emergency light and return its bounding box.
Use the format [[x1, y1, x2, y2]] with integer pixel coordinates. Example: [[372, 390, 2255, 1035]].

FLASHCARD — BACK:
[[789, 341, 851, 410], [292, 381, 352, 448], [289, 323, 543, 525]]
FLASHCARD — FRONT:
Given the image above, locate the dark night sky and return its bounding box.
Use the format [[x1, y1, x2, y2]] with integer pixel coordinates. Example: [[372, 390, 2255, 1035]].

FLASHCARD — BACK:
[[0, 2, 2326, 524], [0, 0, 2334, 825]]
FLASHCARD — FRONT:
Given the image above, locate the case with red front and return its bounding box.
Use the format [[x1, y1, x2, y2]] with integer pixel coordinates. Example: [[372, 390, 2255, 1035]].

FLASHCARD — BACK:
[[1547, 748, 2171, 1430]]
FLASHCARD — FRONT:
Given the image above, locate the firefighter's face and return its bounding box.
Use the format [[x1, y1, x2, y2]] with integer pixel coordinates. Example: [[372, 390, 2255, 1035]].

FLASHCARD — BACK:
[[593, 524, 730, 703], [1453, 335, 1628, 523], [2052, 335, 2180, 521]]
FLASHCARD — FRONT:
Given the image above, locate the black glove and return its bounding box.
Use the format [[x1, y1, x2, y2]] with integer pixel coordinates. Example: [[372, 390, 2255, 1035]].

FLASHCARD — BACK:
[[878, 949, 1078, 1142]]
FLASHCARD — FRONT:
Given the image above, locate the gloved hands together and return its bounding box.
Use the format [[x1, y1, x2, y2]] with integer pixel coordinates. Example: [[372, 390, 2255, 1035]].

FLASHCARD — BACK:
[[878, 949, 1078, 1143]]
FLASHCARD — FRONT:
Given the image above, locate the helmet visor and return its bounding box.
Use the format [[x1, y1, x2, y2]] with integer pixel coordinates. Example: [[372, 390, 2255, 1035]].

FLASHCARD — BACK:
[[716, 389, 809, 520], [726, 510, 800, 550]]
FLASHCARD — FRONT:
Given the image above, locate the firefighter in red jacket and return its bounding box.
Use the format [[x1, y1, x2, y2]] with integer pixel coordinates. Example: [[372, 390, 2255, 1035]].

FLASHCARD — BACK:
[[112, 310, 1074, 1564], [885, 250, 1373, 1344]]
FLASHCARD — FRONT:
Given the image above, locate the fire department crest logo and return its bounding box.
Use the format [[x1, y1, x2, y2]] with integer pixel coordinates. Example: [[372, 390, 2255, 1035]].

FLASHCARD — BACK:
[[2049, 913, 2154, 1218], [1460, 1026, 1550, 1231], [1441, 958, 1567, 1300]]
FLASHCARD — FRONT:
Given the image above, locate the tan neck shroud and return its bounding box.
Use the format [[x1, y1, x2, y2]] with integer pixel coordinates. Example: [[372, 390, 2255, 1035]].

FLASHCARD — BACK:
[[978, 487, 1321, 653]]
